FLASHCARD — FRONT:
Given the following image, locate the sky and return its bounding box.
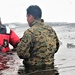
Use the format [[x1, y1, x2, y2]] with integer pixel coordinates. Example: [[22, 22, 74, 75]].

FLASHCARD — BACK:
[[0, 0, 75, 23]]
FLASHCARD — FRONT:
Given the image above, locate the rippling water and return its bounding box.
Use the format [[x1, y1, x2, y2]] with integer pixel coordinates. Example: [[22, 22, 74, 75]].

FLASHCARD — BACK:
[[0, 22, 75, 75], [54, 24, 75, 75]]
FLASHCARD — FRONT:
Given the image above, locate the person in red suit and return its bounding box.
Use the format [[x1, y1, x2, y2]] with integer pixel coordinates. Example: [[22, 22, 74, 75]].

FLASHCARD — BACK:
[[0, 17, 20, 52]]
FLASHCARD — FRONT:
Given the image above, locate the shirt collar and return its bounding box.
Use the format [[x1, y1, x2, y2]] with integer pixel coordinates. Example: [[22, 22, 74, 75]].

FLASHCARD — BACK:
[[30, 19, 44, 27]]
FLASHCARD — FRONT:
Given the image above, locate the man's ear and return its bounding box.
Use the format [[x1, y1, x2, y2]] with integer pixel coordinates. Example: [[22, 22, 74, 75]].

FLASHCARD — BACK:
[[30, 15, 35, 21]]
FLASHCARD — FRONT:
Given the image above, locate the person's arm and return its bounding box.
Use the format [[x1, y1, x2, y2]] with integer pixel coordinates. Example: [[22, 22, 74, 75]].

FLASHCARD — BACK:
[[9, 30, 20, 48], [55, 33, 59, 53], [16, 30, 32, 59], [52, 29, 59, 53]]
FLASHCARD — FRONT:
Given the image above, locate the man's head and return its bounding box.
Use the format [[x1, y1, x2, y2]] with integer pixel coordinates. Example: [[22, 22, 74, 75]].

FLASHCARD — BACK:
[[26, 5, 42, 25]]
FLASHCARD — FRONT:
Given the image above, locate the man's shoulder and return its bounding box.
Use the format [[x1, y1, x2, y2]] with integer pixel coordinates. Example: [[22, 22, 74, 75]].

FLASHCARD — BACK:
[[24, 27, 33, 35], [42, 23, 54, 30], [26, 26, 37, 32]]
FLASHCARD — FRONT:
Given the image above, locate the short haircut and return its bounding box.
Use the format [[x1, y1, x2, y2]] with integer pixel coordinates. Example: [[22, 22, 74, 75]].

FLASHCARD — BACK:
[[27, 5, 42, 19]]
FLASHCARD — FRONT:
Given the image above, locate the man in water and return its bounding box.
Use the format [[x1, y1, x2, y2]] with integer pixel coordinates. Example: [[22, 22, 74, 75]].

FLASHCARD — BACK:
[[16, 5, 59, 75]]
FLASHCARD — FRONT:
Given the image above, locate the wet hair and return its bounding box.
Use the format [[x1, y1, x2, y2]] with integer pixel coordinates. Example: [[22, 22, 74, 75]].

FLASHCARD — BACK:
[[27, 5, 42, 19]]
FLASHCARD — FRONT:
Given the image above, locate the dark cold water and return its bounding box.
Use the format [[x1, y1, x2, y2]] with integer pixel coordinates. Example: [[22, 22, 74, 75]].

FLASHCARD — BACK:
[[0, 22, 75, 75]]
